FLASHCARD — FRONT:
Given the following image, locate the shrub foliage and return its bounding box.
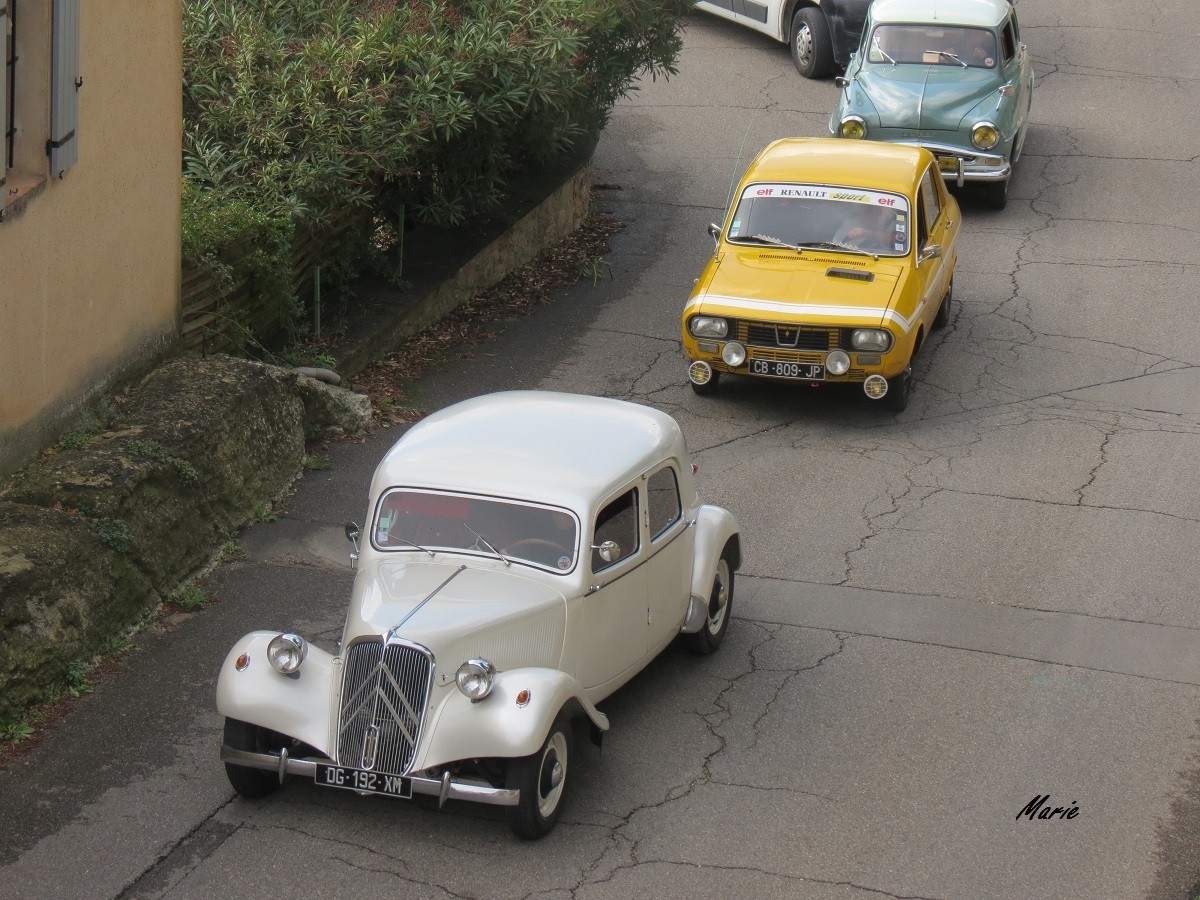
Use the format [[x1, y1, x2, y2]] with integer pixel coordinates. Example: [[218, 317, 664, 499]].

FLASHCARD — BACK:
[[182, 0, 691, 337]]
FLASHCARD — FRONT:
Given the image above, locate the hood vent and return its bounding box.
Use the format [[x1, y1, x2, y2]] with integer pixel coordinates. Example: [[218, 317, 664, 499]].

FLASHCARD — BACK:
[[826, 267, 875, 282]]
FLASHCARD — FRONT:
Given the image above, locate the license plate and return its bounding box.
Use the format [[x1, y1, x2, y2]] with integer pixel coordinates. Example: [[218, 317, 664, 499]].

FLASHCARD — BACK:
[[938, 155, 959, 172], [315, 764, 412, 798], [750, 359, 825, 380]]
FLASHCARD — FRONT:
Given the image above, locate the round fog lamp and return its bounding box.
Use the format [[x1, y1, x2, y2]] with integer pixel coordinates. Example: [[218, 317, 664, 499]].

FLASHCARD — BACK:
[[863, 374, 889, 400], [456, 658, 496, 701], [721, 341, 747, 367], [267, 633, 308, 675], [826, 350, 851, 375], [688, 360, 714, 385]]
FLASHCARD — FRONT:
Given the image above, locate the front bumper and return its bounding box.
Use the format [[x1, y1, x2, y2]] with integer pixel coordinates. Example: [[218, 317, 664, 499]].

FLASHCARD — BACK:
[[221, 745, 520, 807], [891, 139, 1010, 184], [685, 340, 908, 383]]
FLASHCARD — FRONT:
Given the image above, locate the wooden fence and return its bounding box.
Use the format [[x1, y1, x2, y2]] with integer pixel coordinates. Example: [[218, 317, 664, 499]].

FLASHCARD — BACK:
[[180, 218, 359, 354]]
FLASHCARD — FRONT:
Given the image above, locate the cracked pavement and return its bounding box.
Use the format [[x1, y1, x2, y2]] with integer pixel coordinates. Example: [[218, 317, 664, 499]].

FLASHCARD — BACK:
[[2, 3, 1200, 898]]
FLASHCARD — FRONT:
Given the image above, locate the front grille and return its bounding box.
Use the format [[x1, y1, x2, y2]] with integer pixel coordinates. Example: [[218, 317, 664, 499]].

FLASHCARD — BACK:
[[737, 320, 838, 351], [748, 347, 825, 364], [336, 638, 433, 777]]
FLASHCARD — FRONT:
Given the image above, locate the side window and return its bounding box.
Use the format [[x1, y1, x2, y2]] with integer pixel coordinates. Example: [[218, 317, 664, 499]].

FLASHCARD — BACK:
[[592, 488, 639, 572], [920, 168, 941, 234], [1002, 22, 1016, 62], [647, 467, 681, 540], [916, 192, 929, 248]]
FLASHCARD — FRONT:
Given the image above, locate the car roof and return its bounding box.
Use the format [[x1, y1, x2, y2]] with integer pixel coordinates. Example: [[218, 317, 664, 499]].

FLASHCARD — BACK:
[[740, 138, 932, 196], [370, 391, 687, 513], [870, 0, 1010, 28]]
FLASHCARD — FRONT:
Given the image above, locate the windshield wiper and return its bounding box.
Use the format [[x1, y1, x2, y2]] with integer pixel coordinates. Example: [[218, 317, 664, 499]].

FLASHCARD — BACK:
[[877, 47, 897, 66], [464, 524, 511, 567], [750, 234, 877, 259], [928, 49, 967, 67], [390, 534, 435, 558]]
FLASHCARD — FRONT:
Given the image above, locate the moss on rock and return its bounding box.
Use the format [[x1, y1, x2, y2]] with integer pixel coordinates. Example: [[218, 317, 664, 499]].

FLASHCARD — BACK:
[[0, 503, 156, 722]]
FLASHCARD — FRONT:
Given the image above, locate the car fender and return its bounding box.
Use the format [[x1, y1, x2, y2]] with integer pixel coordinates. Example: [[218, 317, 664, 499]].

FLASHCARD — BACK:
[[413, 668, 609, 769], [215, 630, 337, 757], [688, 504, 741, 612]]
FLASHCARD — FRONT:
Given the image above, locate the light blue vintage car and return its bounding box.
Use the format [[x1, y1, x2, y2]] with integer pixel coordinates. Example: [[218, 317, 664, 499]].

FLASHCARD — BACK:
[[829, 0, 1033, 209]]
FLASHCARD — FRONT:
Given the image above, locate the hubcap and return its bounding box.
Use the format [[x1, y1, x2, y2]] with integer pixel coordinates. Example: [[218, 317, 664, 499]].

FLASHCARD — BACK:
[[537, 732, 568, 818], [707, 560, 730, 634], [796, 25, 812, 64]]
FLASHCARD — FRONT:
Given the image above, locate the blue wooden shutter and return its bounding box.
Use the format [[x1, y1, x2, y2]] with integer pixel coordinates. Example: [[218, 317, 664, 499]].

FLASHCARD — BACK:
[[0, 2, 9, 186], [48, 0, 80, 177]]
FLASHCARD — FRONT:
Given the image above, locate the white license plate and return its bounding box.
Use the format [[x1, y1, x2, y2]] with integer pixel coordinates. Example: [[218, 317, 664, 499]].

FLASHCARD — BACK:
[[750, 359, 826, 380], [315, 764, 412, 798]]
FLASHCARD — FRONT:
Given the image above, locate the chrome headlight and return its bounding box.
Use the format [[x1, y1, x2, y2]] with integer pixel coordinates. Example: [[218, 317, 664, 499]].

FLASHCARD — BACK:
[[266, 633, 308, 675], [971, 122, 1000, 151], [688, 316, 729, 339], [840, 116, 867, 139], [456, 658, 496, 701], [721, 341, 747, 367], [826, 350, 851, 375], [851, 328, 893, 352]]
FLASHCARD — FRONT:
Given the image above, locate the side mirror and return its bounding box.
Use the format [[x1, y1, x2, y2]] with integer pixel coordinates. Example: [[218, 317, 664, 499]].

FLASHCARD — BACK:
[[998, 84, 1015, 97], [344, 522, 360, 569], [592, 539, 621, 564], [707, 222, 721, 250], [918, 244, 942, 264], [835, 76, 850, 89]]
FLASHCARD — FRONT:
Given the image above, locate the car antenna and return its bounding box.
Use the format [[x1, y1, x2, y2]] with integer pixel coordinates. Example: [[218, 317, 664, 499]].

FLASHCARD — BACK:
[[723, 109, 759, 215]]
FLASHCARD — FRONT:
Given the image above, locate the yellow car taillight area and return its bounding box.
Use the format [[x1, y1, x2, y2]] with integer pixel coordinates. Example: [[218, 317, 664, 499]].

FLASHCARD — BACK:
[[971, 122, 1000, 151], [840, 116, 867, 140]]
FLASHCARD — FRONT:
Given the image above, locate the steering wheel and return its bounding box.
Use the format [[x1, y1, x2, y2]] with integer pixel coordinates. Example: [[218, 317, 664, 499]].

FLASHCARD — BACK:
[[502, 538, 569, 560]]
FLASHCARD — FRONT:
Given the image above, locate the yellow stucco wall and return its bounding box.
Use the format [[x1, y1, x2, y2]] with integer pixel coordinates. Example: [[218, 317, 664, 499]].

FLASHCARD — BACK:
[[0, 0, 182, 472]]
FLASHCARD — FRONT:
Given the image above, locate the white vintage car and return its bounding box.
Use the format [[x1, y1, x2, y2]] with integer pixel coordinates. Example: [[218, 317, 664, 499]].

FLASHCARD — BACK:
[[216, 391, 742, 838]]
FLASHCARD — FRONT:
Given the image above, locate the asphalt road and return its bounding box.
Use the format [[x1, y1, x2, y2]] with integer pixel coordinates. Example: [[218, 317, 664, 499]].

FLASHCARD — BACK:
[[3, 2, 1199, 898]]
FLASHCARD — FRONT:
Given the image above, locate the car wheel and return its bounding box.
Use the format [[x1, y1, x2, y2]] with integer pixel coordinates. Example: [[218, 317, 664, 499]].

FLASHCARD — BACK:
[[223, 717, 284, 799], [790, 8, 835, 79], [933, 277, 953, 329], [683, 548, 734, 655], [506, 714, 574, 840], [885, 367, 912, 411], [986, 178, 1009, 210], [689, 370, 720, 395]]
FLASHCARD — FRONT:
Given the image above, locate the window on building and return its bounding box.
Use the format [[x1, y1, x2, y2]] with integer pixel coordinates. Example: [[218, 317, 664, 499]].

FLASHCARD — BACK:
[[1, 0, 80, 210]]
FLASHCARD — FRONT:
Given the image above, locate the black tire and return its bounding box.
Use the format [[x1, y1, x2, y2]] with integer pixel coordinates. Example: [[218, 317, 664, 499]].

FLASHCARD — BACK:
[[689, 370, 720, 395], [933, 277, 953, 329], [223, 717, 284, 799], [683, 549, 734, 655], [791, 8, 836, 79], [986, 178, 1009, 210], [506, 714, 574, 840], [885, 367, 912, 412]]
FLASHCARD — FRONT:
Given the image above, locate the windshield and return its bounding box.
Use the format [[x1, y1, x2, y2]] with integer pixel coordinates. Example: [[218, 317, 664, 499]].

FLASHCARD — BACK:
[[867, 25, 998, 69], [373, 489, 578, 573], [727, 184, 911, 257]]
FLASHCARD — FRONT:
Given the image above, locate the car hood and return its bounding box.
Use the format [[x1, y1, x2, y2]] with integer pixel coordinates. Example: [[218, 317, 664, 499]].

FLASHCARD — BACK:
[[695, 247, 903, 325], [856, 66, 999, 130], [345, 558, 567, 673]]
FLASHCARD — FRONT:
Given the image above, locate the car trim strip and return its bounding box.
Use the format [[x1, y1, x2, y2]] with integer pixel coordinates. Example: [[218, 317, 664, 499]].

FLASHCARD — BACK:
[[686, 293, 923, 334]]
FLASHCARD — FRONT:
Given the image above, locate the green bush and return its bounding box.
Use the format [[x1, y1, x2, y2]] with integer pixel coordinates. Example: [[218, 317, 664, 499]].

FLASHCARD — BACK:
[[182, 0, 690, 340]]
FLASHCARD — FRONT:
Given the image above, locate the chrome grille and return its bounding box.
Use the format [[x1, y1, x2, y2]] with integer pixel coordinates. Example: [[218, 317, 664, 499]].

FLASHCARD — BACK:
[[337, 638, 433, 777]]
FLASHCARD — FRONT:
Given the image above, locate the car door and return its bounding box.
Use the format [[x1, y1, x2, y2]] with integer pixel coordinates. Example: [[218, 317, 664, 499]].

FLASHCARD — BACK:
[[1001, 13, 1034, 149], [915, 166, 952, 329], [643, 463, 694, 655], [579, 485, 648, 694]]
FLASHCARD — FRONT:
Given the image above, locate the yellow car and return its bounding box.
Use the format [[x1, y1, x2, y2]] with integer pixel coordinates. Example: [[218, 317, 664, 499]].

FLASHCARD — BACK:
[[682, 138, 959, 409]]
